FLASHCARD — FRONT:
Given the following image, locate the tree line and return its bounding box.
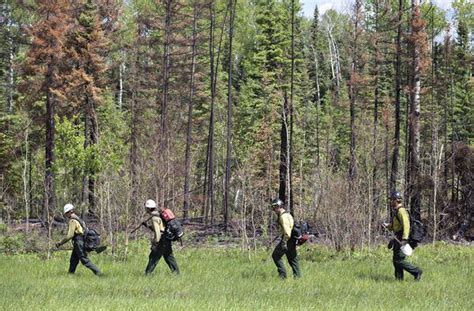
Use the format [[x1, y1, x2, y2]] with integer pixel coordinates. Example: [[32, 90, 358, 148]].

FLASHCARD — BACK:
[[0, 0, 472, 250]]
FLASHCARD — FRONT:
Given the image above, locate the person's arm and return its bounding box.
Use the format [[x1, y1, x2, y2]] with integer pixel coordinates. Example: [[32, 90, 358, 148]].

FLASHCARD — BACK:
[[279, 214, 292, 242], [56, 220, 77, 247], [141, 218, 154, 231], [398, 209, 410, 240]]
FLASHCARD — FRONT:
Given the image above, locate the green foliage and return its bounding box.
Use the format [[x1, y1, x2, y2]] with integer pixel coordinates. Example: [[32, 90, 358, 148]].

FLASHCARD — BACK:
[[0, 234, 25, 255], [451, 0, 474, 144], [95, 94, 129, 172], [1, 0, 473, 250], [54, 94, 128, 206], [0, 112, 31, 200], [55, 116, 88, 174]]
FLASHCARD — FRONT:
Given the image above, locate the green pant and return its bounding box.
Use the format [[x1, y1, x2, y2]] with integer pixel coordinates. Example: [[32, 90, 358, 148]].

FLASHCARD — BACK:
[[145, 238, 179, 275], [392, 241, 421, 280], [272, 238, 300, 279], [69, 238, 102, 275]]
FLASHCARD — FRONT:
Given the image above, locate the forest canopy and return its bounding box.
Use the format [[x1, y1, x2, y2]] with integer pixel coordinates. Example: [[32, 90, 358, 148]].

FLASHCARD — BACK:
[[0, 0, 472, 249]]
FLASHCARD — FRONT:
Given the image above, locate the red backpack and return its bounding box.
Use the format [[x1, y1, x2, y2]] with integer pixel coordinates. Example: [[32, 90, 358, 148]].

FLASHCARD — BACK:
[[160, 209, 184, 241]]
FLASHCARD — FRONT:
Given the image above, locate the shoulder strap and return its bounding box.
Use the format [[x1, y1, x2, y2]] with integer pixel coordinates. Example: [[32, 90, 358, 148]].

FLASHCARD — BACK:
[[70, 214, 88, 232]]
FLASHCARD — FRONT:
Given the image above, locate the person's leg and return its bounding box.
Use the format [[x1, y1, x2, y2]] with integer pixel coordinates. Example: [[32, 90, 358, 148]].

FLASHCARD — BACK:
[[163, 239, 180, 274], [76, 240, 102, 275], [393, 242, 405, 280], [286, 239, 301, 278], [393, 240, 422, 280], [145, 242, 163, 275], [393, 258, 404, 280], [68, 246, 80, 273], [272, 240, 287, 279], [400, 258, 422, 279]]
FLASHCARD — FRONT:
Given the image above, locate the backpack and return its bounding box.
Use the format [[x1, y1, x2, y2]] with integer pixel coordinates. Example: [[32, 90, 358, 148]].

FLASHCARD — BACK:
[[292, 222, 310, 246], [71, 215, 101, 251], [160, 209, 184, 241], [396, 209, 425, 248], [283, 212, 309, 246]]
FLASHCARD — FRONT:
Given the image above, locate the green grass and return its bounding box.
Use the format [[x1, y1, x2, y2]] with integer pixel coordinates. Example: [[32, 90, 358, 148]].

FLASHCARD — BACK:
[[0, 241, 473, 310]]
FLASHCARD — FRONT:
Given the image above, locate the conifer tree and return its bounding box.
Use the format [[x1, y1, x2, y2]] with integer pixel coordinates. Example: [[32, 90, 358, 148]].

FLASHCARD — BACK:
[[23, 0, 73, 222]]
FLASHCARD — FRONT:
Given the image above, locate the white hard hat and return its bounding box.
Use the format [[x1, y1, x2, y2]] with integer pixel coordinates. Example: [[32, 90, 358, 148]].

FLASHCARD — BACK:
[[63, 203, 74, 214], [145, 199, 157, 209], [401, 243, 413, 256]]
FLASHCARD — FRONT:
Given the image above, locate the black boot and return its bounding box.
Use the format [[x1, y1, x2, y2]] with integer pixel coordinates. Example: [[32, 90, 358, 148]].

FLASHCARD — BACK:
[[414, 270, 423, 281]]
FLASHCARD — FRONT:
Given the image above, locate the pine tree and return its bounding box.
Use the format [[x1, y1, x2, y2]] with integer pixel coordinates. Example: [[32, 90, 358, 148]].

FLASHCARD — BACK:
[[23, 0, 73, 223], [65, 0, 108, 213]]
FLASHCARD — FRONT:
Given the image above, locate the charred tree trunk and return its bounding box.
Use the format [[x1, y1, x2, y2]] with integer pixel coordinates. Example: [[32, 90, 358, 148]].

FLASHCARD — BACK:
[[130, 50, 139, 214], [348, 0, 362, 183], [204, 0, 217, 225], [44, 72, 56, 226], [372, 0, 380, 220], [224, 0, 236, 229], [390, 0, 403, 197], [204, 0, 229, 225], [88, 98, 98, 213], [82, 93, 98, 215], [312, 45, 322, 167], [184, 1, 200, 221], [407, 0, 424, 221], [279, 92, 289, 204], [441, 34, 450, 211], [288, 0, 295, 214], [160, 0, 173, 204]]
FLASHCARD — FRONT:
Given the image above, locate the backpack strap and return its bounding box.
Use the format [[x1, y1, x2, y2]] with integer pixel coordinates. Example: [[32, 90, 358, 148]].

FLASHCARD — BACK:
[[70, 214, 88, 234]]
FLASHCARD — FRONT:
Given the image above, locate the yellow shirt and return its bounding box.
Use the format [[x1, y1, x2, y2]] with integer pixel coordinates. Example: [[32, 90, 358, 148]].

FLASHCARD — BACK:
[[59, 218, 83, 245], [278, 210, 294, 242], [388, 206, 410, 240], [151, 215, 165, 243]]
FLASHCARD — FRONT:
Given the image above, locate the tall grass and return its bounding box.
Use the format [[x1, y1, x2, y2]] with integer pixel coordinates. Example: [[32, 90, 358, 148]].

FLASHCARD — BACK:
[[0, 241, 472, 310]]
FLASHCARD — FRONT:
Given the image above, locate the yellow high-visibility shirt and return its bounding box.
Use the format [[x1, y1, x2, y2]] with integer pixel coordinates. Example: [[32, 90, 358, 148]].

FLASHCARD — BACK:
[[388, 206, 410, 240], [278, 210, 294, 242], [59, 218, 83, 245], [151, 215, 165, 243]]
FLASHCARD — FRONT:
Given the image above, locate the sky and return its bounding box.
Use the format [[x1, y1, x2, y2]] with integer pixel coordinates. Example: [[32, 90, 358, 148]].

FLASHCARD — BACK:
[[300, 0, 456, 18]]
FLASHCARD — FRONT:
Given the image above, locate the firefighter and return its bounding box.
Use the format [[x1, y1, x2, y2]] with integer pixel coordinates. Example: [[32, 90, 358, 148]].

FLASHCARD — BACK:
[[384, 192, 423, 281], [271, 198, 301, 279], [55, 204, 102, 276], [143, 199, 180, 275]]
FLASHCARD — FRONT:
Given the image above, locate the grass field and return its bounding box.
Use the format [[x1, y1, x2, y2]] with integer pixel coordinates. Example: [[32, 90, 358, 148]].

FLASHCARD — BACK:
[[0, 241, 472, 310]]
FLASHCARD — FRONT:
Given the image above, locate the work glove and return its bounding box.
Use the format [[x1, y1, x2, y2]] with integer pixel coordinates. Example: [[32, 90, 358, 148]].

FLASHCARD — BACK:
[[387, 239, 394, 250], [95, 245, 107, 254], [381, 222, 389, 229]]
